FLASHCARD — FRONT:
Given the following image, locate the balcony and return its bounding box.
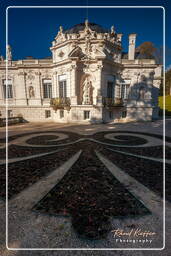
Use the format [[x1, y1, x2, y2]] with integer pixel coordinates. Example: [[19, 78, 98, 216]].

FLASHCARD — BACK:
[[50, 97, 71, 111], [103, 97, 124, 108]]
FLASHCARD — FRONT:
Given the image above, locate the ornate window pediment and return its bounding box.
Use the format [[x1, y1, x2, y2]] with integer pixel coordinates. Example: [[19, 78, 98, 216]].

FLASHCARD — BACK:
[[68, 46, 85, 59]]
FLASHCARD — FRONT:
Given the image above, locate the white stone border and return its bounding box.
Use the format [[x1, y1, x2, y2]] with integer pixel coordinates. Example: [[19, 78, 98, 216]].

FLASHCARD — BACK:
[[10, 150, 82, 210], [5, 6, 165, 251]]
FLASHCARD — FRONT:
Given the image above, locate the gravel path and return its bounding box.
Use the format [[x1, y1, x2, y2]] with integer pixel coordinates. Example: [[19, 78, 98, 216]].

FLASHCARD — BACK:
[[0, 120, 171, 255]]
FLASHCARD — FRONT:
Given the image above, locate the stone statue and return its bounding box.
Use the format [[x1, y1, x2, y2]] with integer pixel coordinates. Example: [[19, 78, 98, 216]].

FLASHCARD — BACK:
[[29, 86, 35, 98], [7, 45, 12, 61], [59, 26, 63, 33], [85, 19, 89, 29], [111, 25, 115, 34], [82, 78, 93, 105]]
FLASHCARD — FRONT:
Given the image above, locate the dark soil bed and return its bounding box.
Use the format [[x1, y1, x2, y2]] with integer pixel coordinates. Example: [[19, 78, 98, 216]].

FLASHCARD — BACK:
[[0, 131, 81, 159], [102, 148, 171, 201], [0, 144, 56, 159], [0, 130, 80, 143], [26, 132, 80, 145], [0, 146, 77, 199], [110, 145, 171, 159], [94, 133, 147, 146], [33, 142, 150, 240]]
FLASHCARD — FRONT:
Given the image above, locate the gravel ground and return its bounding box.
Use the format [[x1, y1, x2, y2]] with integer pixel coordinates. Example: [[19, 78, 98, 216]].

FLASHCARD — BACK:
[[0, 198, 171, 255], [0, 120, 171, 255]]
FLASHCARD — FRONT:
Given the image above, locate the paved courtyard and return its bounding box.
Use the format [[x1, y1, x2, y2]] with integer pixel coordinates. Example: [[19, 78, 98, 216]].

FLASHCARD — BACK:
[[0, 120, 171, 255]]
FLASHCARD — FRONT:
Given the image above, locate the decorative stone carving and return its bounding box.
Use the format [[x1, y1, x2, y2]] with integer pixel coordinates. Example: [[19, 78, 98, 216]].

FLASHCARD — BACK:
[[58, 50, 64, 58], [7, 45, 12, 61], [82, 77, 93, 105], [111, 25, 115, 35], [28, 86, 35, 98], [55, 25, 66, 44], [59, 26, 63, 33], [68, 46, 85, 59], [18, 71, 25, 76], [41, 69, 51, 78], [27, 70, 35, 80], [35, 71, 41, 76], [84, 38, 92, 60]]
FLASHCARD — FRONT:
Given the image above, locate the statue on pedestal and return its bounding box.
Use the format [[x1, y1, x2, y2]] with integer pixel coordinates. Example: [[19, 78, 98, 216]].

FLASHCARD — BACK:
[[29, 86, 35, 98], [7, 45, 12, 61], [82, 77, 93, 105]]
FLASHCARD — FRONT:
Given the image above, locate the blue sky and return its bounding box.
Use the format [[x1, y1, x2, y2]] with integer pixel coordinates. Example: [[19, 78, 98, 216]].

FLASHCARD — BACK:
[[0, 0, 170, 68]]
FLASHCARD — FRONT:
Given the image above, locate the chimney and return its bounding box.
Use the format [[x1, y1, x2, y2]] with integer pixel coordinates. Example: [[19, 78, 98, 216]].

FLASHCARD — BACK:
[[128, 34, 136, 60]]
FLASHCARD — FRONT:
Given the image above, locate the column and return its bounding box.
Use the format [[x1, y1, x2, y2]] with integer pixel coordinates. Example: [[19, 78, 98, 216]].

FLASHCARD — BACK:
[[70, 62, 77, 105], [52, 71, 58, 98], [15, 71, 28, 106], [96, 63, 103, 106]]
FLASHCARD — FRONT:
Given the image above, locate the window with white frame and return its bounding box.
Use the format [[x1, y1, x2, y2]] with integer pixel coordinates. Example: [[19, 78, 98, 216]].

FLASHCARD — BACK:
[[43, 79, 52, 98], [115, 84, 121, 98], [115, 83, 130, 99], [121, 84, 130, 99], [58, 75, 67, 98], [3, 79, 13, 98]]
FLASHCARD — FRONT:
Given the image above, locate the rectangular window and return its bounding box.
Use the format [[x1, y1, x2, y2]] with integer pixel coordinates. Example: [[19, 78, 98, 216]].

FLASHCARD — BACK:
[[59, 80, 67, 98], [58, 75, 67, 98], [109, 111, 113, 119], [43, 80, 52, 98], [60, 110, 64, 119], [121, 84, 129, 99], [3, 80, 13, 98], [107, 82, 114, 98], [122, 111, 127, 118], [84, 111, 90, 120], [45, 110, 51, 118], [115, 84, 121, 98]]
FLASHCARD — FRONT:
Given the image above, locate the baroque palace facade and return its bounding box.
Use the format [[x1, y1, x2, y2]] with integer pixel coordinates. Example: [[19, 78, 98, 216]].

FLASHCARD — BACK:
[[0, 20, 162, 123]]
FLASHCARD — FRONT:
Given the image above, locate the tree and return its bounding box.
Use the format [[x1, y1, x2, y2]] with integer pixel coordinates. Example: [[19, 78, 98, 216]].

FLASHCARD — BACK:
[[136, 41, 156, 59], [166, 68, 171, 95], [153, 46, 163, 64]]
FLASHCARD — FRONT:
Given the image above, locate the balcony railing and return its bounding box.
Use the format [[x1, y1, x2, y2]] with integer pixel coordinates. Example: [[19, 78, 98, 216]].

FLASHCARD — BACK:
[[50, 97, 71, 111], [103, 97, 124, 108]]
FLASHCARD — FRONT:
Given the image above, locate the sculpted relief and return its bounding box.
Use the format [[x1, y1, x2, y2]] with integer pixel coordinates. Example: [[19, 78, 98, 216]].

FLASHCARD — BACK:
[[28, 86, 35, 98]]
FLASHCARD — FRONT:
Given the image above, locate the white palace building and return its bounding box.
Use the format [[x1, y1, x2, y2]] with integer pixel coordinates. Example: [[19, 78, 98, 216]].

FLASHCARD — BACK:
[[0, 20, 162, 123]]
